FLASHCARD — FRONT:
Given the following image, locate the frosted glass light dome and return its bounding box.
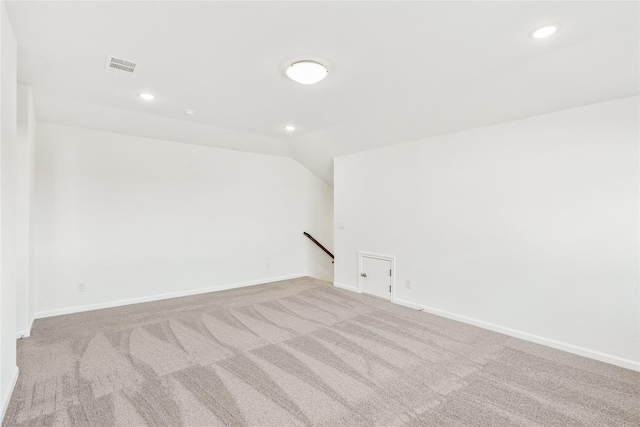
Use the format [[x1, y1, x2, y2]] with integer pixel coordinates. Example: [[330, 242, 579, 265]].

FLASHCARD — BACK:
[[286, 61, 328, 85]]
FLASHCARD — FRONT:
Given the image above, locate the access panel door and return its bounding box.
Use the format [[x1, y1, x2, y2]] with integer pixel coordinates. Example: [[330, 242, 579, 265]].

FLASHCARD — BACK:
[[360, 256, 392, 300]]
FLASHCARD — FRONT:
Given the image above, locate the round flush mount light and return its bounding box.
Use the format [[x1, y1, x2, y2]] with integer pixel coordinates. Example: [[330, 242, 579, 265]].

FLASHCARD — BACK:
[[139, 93, 155, 101], [184, 109, 196, 117], [531, 25, 558, 39], [286, 61, 328, 85], [284, 125, 296, 132]]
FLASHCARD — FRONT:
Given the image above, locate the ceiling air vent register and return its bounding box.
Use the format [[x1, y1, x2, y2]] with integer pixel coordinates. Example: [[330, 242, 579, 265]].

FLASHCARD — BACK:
[[105, 55, 138, 77]]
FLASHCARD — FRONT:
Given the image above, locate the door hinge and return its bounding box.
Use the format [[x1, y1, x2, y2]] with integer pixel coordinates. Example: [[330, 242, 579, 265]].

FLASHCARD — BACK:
[[389, 269, 392, 277], [389, 285, 392, 292]]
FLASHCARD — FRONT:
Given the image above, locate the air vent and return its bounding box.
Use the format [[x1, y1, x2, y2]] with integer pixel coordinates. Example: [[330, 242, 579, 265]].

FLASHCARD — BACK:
[[105, 55, 138, 77]]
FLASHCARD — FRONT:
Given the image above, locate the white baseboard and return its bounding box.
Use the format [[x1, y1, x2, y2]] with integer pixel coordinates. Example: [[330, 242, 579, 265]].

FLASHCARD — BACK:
[[35, 273, 308, 319], [331, 283, 639, 372], [16, 317, 35, 339], [391, 298, 423, 311], [304, 269, 334, 283], [393, 298, 640, 372], [1, 367, 19, 424], [16, 330, 30, 339], [333, 281, 360, 292]]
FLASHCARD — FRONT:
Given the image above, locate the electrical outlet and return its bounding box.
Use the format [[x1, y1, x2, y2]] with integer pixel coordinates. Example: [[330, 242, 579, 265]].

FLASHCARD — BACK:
[[78, 282, 86, 292], [266, 262, 270, 270], [405, 279, 412, 289]]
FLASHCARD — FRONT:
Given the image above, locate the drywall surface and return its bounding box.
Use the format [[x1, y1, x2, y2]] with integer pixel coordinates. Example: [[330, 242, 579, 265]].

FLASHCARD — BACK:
[[334, 97, 639, 369], [1, 0, 19, 419], [303, 177, 334, 282], [33, 123, 333, 316], [16, 84, 36, 337]]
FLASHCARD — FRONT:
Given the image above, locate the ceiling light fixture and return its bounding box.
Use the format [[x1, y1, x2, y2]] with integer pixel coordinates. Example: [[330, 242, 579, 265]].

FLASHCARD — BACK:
[[531, 25, 558, 39], [184, 109, 196, 117], [139, 93, 155, 101], [286, 61, 328, 85], [285, 125, 296, 131]]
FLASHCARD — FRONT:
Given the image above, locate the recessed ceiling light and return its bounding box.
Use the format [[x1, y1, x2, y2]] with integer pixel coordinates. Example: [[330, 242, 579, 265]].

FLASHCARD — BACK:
[[285, 125, 296, 131], [184, 109, 196, 117], [531, 25, 558, 39], [139, 93, 155, 101], [286, 61, 328, 85]]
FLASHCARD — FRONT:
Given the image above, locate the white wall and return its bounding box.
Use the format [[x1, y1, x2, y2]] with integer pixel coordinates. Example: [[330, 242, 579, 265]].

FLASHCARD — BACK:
[[16, 84, 36, 337], [33, 123, 333, 317], [0, 0, 19, 420], [334, 97, 639, 370], [303, 180, 334, 282]]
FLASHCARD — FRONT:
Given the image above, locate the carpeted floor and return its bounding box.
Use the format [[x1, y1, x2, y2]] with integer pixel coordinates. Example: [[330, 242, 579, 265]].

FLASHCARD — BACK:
[[3, 277, 639, 426]]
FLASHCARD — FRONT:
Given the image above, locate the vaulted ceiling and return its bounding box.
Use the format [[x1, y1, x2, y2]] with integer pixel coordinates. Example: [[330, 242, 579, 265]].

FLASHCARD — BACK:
[[6, 1, 639, 185]]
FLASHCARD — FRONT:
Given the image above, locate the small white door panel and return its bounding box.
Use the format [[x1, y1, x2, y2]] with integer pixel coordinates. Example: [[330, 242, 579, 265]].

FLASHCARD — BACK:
[[361, 256, 391, 300]]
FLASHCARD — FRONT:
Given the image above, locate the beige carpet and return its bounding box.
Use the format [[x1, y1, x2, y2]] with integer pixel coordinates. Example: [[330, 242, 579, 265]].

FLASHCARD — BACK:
[[3, 277, 639, 426]]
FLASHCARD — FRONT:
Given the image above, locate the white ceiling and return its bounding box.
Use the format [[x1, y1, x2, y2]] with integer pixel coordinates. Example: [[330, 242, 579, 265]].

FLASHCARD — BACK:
[[6, 1, 639, 185]]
